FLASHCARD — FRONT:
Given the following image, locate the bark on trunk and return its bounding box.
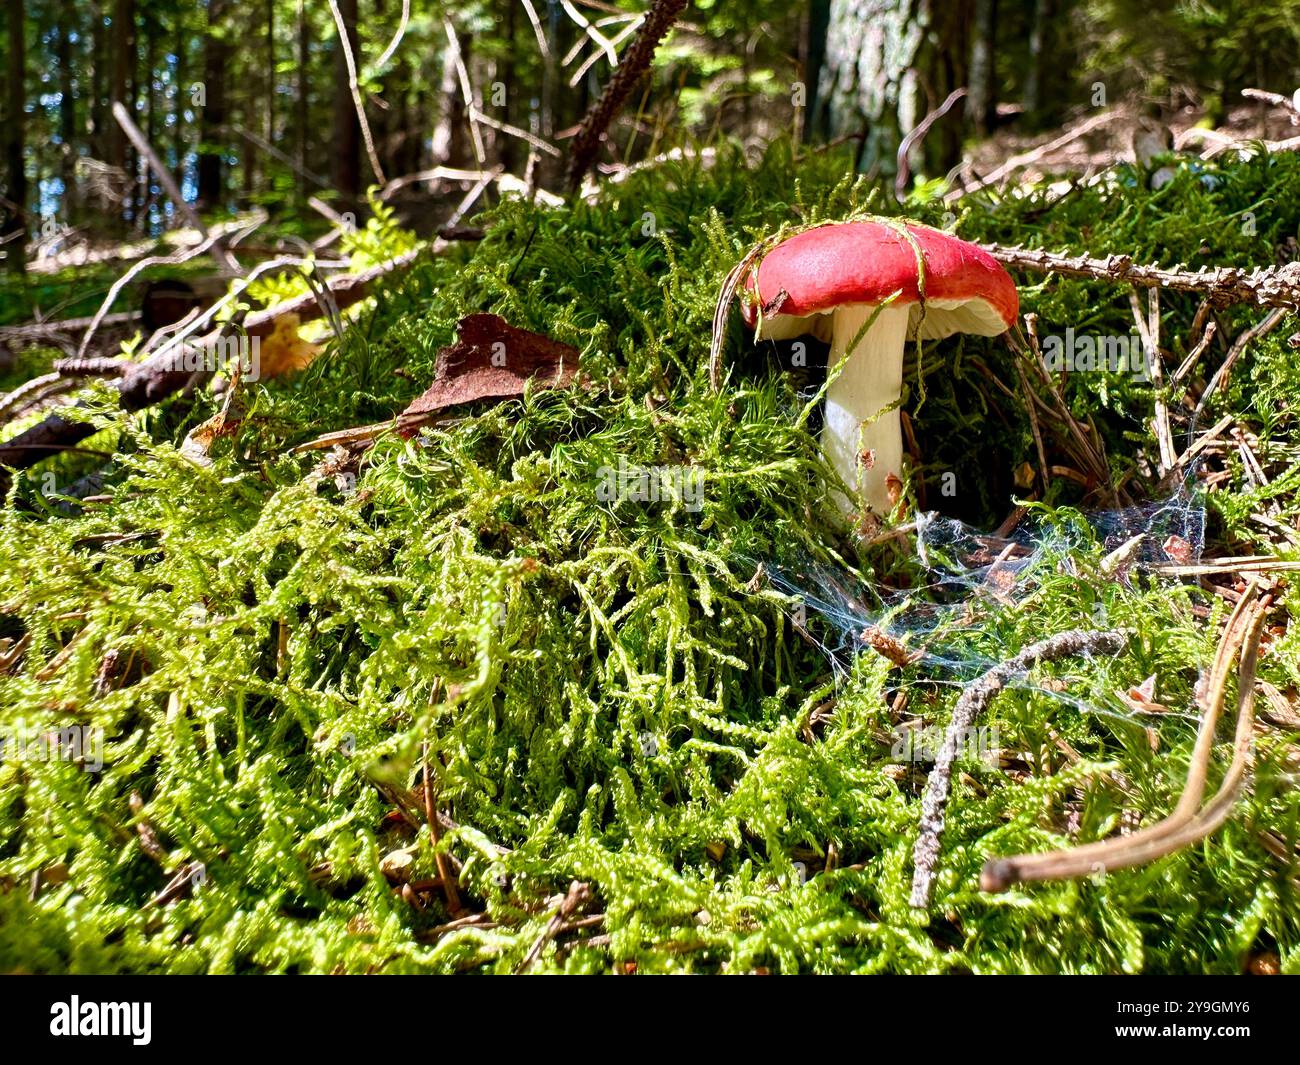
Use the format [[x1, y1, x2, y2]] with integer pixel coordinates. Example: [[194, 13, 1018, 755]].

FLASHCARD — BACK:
[[196, 0, 229, 211], [967, 0, 997, 135], [296, 0, 310, 203], [813, 0, 971, 177], [3, 0, 27, 274], [330, 0, 361, 198]]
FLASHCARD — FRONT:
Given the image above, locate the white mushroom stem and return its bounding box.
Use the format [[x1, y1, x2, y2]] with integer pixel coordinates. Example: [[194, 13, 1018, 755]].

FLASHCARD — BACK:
[[821, 302, 911, 515]]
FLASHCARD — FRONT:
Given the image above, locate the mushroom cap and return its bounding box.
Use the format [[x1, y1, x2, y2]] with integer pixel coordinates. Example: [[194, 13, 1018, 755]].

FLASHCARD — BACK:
[[742, 221, 1018, 342]]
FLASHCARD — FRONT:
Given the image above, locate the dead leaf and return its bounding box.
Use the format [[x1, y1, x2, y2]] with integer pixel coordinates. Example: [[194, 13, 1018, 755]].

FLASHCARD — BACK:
[[397, 314, 580, 437], [861, 626, 920, 669], [179, 406, 242, 468], [1162, 534, 1195, 565], [1117, 673, 1171, 714]]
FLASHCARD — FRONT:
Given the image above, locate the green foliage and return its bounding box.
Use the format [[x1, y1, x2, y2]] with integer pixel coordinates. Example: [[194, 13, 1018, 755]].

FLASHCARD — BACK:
[[1, 142, 1298, 973]]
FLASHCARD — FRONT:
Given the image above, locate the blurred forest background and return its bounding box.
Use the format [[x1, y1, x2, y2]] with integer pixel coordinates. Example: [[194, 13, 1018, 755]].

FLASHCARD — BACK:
[[3, 0, 1300, 286]]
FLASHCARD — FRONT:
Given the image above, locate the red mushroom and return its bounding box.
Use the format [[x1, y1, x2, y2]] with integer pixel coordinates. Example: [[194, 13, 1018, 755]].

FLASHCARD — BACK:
[[743, 221, 1018, 516]]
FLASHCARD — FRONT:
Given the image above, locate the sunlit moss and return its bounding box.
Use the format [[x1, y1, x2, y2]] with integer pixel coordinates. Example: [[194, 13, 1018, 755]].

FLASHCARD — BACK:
[[1, 142, 1297, 973]]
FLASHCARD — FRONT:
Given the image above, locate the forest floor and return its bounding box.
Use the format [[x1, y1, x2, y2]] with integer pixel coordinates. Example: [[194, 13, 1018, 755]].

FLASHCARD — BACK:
[[1, 124, 1299, 973]]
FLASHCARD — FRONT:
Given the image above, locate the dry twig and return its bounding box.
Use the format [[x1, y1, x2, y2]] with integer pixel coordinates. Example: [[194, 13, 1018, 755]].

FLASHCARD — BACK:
[[987, 244, 1300, 310], [910, 629, 1130, 908], [565, 0, 688, 193], [981, 585, 1272, 891]]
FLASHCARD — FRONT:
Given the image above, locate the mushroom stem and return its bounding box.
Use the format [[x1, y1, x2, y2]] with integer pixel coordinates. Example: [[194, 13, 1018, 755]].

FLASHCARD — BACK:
[[822, 302, 911, 515]]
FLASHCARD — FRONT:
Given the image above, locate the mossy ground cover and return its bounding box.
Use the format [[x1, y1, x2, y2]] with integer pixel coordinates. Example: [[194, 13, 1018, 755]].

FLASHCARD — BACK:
[[1, 142, 1298, 973]]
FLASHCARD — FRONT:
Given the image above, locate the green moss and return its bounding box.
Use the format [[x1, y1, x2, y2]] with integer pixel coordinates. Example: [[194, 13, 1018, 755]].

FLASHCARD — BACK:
[[1, 142, 1297, 973]]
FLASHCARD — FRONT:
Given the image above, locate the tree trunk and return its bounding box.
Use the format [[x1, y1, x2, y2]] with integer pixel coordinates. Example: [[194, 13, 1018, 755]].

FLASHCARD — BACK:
[[196, 0, 229, 212], [139, 15, 158, 229], [498, 0, 518, 172], [813, 0, 971, 177], [1022, 0, 1075, 129], [107, 0, 133, 178], [331, 0, 361, 198], [967, 0, 997, 135], [296, 0, 310, 204], [801, 0, 831, 143], [265, 0, 275, 147], [91, 1, 106, 152], [172, 11, 187, 178], [56, 10, 79, 221], [431, 28, 469, 169], [3, 0, 27, 274], [1022, 0, 1049, 119]]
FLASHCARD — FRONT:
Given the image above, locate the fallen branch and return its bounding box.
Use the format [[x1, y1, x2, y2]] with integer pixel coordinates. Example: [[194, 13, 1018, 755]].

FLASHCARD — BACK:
[[0, 249, 425, 470], [985, 243, 1300, 310], [516, 880, 591, 972], [0, 373, 79, 425], [50, 357, 135, 377], [0, 311, 138, 341], [910, 628, 1129, 909], [981, 585, 1271, 892], [947, 109, 1124, 203], [379, 166, 563, 208], [1242, 87, 1300, 123], [565, 0, 688, 193]]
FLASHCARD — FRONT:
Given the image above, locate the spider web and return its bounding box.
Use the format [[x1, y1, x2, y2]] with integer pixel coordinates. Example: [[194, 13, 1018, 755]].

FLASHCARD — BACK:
[[763, 489, 1206, 724]]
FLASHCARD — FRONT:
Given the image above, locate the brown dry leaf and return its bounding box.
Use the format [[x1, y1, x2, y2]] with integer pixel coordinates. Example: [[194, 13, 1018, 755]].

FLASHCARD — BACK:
[[1257, 679, 1300, 729], [1117, 673, 1171, 714], [179, 406, 242, 468], [380, 847, 416, 883], [397, 314, 581, 437], [1162, 534, 1195, 565], [861, 626, 920, 669]]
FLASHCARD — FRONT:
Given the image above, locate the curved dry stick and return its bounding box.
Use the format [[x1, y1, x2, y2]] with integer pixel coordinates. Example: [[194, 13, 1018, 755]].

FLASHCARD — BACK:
[[442, 17, 486, 168], [565, 0, 688, 193], [520, 0, 550, 58], [981, 585, 1270, 891], [372, 0, 410, 70], [0, 373, 78, 424], [559, 0, 619, 66], [909, 629, 1130, 909], [895, 88, 967, 202], [328, 0, 387, 186], [570, 17, 643, 88], [75, 230, 226, 358]]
